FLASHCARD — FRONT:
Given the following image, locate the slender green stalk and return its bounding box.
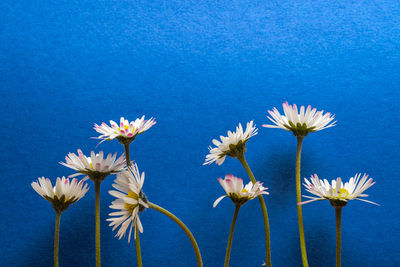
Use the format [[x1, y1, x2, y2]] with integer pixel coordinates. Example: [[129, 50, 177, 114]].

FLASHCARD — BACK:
[[335, 207, 342, 267], [224, 205, 240, 267], [95, 180, 101, 267], [148, 202, 203, 267], [124, 144, 131, 167], [296, 137, 309, 267], [123, 143, 143, 267], [237, 155, 271, 267], [54, 212, 61, 267], [135, 227, 143, 267]]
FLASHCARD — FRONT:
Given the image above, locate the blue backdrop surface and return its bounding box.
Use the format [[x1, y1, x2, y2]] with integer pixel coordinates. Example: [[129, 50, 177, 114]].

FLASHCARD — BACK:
[[1, 0, 399, 266]]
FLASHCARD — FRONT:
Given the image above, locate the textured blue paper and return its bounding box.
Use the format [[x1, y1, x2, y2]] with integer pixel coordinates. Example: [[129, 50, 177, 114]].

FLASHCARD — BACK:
[[1, 0, 399, 266]]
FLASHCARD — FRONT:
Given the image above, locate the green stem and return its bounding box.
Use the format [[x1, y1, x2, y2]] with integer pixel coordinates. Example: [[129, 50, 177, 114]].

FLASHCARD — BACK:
[[135, 227, 143, 267], [237, 154, 271, 267], [335, 207, 342, 267], [123, 143, 143, 267], [95, 180, 101, 267], [54, 212, 61, 267], [224, 205, 240, 267], [296, 137, 309, 267], [124, 143, 131, 167], [148, 202, 203, 267]]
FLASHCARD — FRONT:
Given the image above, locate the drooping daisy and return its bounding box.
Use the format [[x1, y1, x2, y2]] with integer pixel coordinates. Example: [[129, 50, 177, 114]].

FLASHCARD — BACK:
[[94, 116, 156, 146], [299, 173, 378, 207], [107, 163, 148, 243], [204, 121, 258, 166], [60, 149, 126, 182], [263, 102, 336, 137], [31, 176, 89, 213], [213, 174, 269, 207]]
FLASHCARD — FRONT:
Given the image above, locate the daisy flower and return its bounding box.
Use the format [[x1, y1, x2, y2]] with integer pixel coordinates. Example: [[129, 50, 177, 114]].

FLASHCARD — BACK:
[[299, 173, 378, 207], [31, 176, 89, 212], [204, 121, 258, 166], [213, 174, 269, 207], [107, 163, 148, 243], [263, 102, 336, 137], [60, 149, 126, 181], [94, 116, 156, 145]]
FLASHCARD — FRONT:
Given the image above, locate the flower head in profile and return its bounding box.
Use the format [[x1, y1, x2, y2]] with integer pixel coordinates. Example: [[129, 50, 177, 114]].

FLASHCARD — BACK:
[[94, 116, 156, 146], [31, 176, 89, 213], [213, 174, 269, 207], [60, 149, 126, 182], [107, 163, 148, 243], [204, 121, 258, 166], [299, 173, 378, 207], [263, 102, 336, 137]]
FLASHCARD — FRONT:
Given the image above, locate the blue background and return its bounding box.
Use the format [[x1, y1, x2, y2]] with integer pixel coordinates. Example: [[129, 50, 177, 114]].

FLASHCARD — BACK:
[[1, 0, 399, 266]]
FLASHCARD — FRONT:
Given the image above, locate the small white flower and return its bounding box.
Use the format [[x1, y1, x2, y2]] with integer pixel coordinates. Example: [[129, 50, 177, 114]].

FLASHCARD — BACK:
[[204, 121, 258, 166], [107, 163, 148, 243], [31, 176, 89, 212], [213, 174, 269, 207], [263, 102, 336, 137], [60, 149, 126, 181], [94, 116, 156, 145], [299, 173, 378, 206]]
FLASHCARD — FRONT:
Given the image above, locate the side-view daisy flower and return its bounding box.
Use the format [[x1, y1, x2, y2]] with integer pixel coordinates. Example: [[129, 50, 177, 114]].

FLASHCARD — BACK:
[[214, 174, 269, 267], [204, 121, 258, 166], [32, 176, 89, 267], [94, 116, 156, 146], [31, 176, 89, 212], [213, 174, 269, 207], [299, 173, 378, 207], [60, 149, 126, 182], [300, 173, 378, 267], [263, 101, 336, 137], [263, 102, 336, 266], [60, 149, 126, 266], [108, 163, 148, 243]]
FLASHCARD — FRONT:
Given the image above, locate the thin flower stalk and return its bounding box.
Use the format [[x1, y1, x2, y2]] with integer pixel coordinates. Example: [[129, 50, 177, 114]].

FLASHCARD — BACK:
[[299, 174, 378, 267], [214, 175, 268, 267]]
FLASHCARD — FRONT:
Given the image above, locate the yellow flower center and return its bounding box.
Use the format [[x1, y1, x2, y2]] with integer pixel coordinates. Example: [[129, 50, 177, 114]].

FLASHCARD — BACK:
[[241, 188, 248, 193], [334, 188, 349, 199], [124, 191, 139, 213]]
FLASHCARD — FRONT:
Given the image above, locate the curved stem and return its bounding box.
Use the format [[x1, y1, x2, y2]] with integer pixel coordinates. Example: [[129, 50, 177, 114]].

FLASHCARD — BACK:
[[148, 202, 203, 267], [54, 212, 61, 267], [135, 227, 143, 267], [296, 137, 309, 267], [335, 207, 342, 267], [95, 180, 101, 267], [237, 155, 271, 267], [224, 205, 240, 267]]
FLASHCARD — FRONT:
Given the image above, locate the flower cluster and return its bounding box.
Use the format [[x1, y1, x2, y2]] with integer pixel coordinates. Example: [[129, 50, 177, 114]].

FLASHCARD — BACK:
[[31, 176, 89, 213], [204, 121, 258, 165], [213, 174, 269, 207], [263, 102, 336, 137], [299, 173, 377, 207], [108, 163, 148, 242]]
